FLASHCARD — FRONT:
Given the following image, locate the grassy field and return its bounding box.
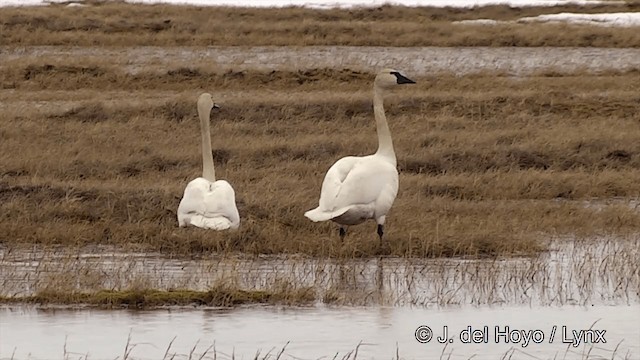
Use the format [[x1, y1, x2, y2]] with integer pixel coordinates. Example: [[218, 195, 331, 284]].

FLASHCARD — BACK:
[[0, 3, 639, 259], [1, 1, 640, 47]]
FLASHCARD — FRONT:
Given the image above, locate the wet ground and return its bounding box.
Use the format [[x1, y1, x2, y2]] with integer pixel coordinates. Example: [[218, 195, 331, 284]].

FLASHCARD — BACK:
[[2, 46, 640, 75], [1, 238, 639, 307]]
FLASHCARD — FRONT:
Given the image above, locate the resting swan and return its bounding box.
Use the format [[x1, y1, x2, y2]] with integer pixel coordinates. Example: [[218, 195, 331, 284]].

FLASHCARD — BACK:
[[304, 69, 415, 240], [177, 93, 240, 230]]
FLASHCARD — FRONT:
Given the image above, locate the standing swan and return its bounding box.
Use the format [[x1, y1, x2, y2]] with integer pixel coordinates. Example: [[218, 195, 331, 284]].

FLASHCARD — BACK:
[[177, 93, 240, 230], [304, 69, 415, 240]]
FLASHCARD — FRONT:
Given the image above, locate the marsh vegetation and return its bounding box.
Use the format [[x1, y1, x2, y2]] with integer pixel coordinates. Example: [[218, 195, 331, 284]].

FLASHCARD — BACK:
[[1, 58, 639, 257], [1, 1, 640, 47], [1, 238, 639, 307], [0, 3, 639, 313]]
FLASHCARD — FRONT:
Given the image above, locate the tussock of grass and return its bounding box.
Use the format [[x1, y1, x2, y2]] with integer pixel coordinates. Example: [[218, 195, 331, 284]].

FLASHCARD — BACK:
[[50, 103, 111, 123], [0, 284, 316, 308], [23, 64, 106, 80], [2, 64, 373, 92], [1, 3, 640, 47]]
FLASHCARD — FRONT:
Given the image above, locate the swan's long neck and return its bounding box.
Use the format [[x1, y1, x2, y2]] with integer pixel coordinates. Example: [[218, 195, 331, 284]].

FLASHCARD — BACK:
[[198, 103, 216, 182], [373, 85, 396, 164]]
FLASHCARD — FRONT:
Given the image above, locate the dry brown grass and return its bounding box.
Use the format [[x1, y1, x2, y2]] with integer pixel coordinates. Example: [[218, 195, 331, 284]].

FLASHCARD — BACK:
[[0, 284, 315, 308], [1, 2, 640, 47], [1, 51, 639, 258]]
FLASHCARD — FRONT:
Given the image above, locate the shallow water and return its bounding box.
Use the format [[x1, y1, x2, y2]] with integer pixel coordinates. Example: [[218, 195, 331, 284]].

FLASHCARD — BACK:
[[1, 304, 638, 360], [2, 46, 640, 75], [1, 238, 639, 307], [1, 238, 638, 359]]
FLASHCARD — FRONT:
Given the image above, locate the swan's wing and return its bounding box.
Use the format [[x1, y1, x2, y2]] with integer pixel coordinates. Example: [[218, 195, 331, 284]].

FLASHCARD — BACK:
[[178, 178, 209, 225], [373, 176, 399, 220], [309, 156, 398, 218], [317, 156, 360, 211], [329, 158, 398, 212], [177, 178, 240, 230], [305, 157, 360, 221]]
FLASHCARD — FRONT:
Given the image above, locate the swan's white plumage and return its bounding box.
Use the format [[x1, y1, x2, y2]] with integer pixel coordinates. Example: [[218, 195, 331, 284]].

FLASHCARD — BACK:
[[305, 155, 398, 225], [178, 178, 239, 230], [177, 93, 240, 230], [305, 68, 414, 234]]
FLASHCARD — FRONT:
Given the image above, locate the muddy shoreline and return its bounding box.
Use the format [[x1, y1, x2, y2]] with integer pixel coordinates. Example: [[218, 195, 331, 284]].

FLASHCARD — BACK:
[[3, 46, 640, 75]]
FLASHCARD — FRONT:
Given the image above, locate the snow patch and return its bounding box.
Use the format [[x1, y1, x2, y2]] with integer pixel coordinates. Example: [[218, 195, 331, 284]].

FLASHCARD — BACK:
[[457, 11, 640, 27], [0, 0, 616, 8], [519, 12, 640, 27]]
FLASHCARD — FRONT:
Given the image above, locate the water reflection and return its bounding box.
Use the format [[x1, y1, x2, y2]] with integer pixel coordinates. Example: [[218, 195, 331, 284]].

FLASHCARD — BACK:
[[1, 238, 638, 306], [1, 305, 638, 360]]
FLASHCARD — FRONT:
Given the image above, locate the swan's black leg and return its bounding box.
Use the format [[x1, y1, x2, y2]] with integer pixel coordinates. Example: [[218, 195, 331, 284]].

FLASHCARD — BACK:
[[377, 224, 390, 255], [339, 227, 346, 240]]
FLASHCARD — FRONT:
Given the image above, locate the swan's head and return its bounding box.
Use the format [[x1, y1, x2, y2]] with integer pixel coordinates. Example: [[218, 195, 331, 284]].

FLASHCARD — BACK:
[[374, 68, 416, 89], [197, 93, 220, 115]]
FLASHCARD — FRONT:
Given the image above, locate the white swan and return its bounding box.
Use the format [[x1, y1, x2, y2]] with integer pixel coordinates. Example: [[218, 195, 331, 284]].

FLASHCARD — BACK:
[[177, 93, 240, 230], [304, 68, 415, 240]]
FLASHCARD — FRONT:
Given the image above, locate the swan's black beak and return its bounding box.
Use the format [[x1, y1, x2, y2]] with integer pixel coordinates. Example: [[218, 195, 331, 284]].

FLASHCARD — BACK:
[[393, 72, 416, 84]]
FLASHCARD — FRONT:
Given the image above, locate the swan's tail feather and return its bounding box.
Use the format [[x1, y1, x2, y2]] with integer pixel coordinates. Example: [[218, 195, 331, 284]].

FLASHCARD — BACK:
[[304, 207, 350, 222], [187, 215, 232, 230]]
